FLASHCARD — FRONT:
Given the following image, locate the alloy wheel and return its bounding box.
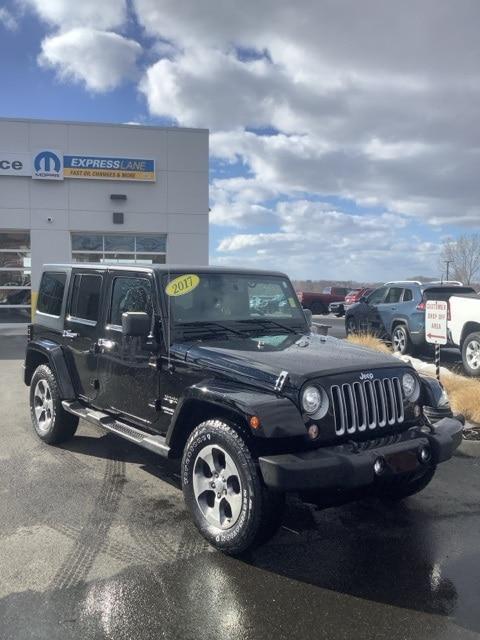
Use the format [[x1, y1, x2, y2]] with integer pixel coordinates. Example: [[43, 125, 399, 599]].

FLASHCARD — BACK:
[[393, 327, 406, 352], [33, 379, 54, 432], [466, 340, 480, 370], [192, 444, 243, 530]]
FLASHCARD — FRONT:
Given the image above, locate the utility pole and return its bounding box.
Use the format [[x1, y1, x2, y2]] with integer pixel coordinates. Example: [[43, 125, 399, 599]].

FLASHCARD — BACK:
[[444, 260, 453, 282]]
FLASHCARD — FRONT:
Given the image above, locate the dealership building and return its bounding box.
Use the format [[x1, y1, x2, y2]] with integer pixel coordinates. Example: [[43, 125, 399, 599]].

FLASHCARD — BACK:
[[0, 117, 209, 329]]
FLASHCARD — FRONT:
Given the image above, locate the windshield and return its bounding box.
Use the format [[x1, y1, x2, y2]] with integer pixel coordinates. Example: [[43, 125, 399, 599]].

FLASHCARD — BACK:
[[163, 272, 307, 338]]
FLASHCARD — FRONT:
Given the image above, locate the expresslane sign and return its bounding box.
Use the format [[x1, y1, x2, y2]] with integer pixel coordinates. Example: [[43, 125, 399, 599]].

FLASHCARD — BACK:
[[0, 150, 155, 182], [64, 155, 155, 181]]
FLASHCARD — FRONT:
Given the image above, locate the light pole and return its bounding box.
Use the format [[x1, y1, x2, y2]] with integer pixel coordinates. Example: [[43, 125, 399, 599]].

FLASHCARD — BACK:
[[444, 260, 453, 281]]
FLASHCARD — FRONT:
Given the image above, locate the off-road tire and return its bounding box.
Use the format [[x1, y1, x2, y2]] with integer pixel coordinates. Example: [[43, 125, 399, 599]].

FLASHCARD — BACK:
[[462, 332, 480, 377], [181, 419, 285, 555], [391, 324, 415, 356], [377, 465, 436, 502], [30, 364, 79, 444]]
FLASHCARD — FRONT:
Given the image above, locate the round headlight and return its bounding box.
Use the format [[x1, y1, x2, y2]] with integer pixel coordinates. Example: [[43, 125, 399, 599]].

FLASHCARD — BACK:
[[402, 372, 420, 401], [302, 386, 322, 414], [301, 385, 329, 419]]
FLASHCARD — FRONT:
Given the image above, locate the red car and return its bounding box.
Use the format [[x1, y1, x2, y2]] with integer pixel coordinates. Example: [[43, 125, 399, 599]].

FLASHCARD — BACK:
[[297, 286, 349, 315]]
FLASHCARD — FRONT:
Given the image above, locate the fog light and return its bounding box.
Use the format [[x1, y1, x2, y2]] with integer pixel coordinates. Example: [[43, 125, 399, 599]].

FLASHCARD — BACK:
[[307, 424, 319, 440], [419, 446, 431, 463], [414, 404, 422, 418], [374, 457, 386, 475]]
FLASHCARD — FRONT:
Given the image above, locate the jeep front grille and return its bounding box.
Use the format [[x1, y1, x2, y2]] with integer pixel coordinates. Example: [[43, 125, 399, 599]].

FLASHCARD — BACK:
[[331, 377, 404, 436]]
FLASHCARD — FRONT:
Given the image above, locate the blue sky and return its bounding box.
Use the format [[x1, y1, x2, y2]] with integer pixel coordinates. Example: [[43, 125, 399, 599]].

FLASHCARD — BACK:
[[0, 0, 477, 282]]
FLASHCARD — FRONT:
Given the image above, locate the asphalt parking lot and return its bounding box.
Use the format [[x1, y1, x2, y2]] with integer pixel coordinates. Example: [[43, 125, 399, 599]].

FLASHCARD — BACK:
[[1, 335, 480, 640]]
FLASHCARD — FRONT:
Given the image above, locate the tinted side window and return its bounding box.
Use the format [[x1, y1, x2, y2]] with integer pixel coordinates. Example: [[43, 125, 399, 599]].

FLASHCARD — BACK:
[[110, 277, 152, 326], [69, 274, 102, 323], [384, 287, 403, 303], [37, 272, 66, 316], [367, 287, 388, 304], [403, 288, 413, 302]]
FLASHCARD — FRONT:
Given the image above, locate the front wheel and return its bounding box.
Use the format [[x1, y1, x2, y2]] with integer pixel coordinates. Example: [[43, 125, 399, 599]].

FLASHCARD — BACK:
[[462, 332, 480, 377], [345, 316, 357, 335], [182, 420, 284, 555], [30, 364, 79, 444]]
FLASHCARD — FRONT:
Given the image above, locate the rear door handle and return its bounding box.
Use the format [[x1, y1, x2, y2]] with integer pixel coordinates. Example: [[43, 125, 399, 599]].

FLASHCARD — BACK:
[[62, 330, 79, 338]]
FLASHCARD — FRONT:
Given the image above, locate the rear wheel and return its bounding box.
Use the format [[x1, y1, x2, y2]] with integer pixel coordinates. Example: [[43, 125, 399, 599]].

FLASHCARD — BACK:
[[462, 332, 480, 377], [30, 365, 79, 444], [182, 419, 285, 555], [392, 324, 415, 356]]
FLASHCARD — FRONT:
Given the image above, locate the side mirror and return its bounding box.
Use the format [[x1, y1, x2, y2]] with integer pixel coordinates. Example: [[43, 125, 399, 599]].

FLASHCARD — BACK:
[[360, 296, 367, 303], [304, 308, 313, 326], [122, 311, 150, 337]]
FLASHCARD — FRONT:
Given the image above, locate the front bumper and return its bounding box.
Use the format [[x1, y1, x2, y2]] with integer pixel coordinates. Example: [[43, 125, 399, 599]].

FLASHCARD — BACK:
[[258, 417, 463, 491]]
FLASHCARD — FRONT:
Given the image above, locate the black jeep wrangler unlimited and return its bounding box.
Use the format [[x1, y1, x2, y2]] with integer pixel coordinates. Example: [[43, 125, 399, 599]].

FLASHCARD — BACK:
[[24, 264, 463, 554]]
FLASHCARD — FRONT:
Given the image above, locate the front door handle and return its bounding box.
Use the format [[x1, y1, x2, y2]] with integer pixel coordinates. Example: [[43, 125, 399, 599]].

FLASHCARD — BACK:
[[62, 330, 79, 338]]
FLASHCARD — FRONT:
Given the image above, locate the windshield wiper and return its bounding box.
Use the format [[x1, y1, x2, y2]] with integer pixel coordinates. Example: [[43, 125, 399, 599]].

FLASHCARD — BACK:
[[178, 321, 245, 338], [236, 318, 299, 334]]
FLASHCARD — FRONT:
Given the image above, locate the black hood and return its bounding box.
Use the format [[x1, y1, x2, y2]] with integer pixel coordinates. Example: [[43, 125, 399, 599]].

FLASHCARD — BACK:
[[179, 333, 410, 390]]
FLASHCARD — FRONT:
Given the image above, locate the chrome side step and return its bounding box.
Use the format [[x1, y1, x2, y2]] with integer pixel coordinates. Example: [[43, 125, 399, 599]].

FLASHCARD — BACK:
[[62, 400, 171, 458]]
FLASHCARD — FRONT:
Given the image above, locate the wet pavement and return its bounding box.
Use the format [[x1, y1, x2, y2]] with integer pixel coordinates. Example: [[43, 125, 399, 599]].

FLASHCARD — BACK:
[[1, 336, 479, 639]]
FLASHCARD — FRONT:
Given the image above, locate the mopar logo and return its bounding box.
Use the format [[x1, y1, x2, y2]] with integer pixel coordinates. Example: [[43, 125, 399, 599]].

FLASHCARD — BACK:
[[359, 372, 374, 380], [32, 150, 63, 180]]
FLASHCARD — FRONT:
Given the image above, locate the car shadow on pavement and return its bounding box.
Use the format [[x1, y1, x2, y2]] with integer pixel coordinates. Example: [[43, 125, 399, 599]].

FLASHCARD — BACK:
[[60, 432, 182, 490], [57, 430, 480, 635]]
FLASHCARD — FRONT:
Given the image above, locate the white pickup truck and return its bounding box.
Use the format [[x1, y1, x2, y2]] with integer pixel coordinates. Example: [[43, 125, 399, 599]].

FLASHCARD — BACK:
[[447, 292, 480, 376]]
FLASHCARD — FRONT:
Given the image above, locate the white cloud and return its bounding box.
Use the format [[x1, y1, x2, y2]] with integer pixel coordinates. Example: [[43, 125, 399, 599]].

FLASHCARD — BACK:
[[0, 7, 18, 31], [22, 0, 127, 30], [39, 28, 142, 92], [214, 200, 437, 281], [135, 1, 480, 231]]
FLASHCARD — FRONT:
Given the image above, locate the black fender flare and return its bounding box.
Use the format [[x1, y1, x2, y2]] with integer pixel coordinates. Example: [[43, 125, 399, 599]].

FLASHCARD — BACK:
[[420, 375, 445, 408], [24, 340, 76, 400], [166, 380, 306, 454]]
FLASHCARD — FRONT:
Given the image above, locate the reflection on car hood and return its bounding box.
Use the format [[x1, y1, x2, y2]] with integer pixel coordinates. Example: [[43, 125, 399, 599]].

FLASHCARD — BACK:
[[179, 333, 408, 388]]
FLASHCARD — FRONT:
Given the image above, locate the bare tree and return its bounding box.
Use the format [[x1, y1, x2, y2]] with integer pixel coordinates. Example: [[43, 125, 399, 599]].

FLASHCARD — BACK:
[[440, 233, 480, 284]]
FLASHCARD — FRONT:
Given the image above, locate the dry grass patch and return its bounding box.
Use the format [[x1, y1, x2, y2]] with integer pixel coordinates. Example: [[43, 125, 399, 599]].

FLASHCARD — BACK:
[[441, 376, 480, 425], [346, 333, 392, 355]]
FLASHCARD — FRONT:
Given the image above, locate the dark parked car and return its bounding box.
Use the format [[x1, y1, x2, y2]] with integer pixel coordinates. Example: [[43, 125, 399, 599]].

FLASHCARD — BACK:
[[345, 280, 476, 354], [297, 286, 349, 315], [329, 287, 374, 317], [24, 265, 463, 554]]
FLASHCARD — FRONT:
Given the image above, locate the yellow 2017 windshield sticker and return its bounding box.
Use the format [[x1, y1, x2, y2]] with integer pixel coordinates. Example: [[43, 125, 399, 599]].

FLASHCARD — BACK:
[[165, 274, 200, 297]]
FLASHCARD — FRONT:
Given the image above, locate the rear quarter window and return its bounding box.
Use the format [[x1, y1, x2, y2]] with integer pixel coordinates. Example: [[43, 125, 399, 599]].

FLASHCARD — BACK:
[[37, 272, 66, 316]]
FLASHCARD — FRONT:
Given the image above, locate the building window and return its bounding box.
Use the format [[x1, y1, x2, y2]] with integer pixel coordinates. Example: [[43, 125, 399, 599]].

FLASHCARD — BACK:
[[71, 233, 167, 265], [0, 231, 31, 324]]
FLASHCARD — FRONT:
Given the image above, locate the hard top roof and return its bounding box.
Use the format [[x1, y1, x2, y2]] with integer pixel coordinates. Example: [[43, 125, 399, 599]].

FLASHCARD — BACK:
[[42, 263, 287, 278]]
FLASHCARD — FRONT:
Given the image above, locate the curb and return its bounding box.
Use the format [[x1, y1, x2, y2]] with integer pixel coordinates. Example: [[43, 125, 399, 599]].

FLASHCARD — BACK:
[[456, 437, 480, 458], [456, 423, 480, 458]]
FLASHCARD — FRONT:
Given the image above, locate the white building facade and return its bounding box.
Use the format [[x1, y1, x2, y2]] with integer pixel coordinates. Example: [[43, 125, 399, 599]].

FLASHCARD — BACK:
[[0, 118, 209, 328]]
